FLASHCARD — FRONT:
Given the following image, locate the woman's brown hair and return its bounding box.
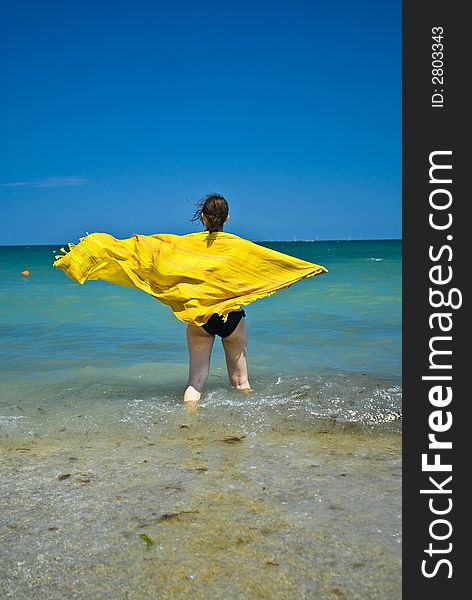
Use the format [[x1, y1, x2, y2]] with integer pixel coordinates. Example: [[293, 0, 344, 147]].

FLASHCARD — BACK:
[[191, 194, 229, 233]]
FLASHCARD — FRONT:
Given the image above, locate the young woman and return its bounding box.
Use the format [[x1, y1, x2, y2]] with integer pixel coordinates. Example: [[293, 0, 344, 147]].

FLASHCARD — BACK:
[[184, 194, 250, 402], [54, 194, 327, 404]]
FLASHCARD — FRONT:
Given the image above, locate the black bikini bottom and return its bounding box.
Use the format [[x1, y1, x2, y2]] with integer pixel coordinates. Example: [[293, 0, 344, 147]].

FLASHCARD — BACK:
[[202, 310, 246, 338]]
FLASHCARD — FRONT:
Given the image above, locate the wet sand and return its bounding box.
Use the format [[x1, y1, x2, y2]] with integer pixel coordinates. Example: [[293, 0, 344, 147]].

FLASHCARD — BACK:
[[1, 421, 401, 599]]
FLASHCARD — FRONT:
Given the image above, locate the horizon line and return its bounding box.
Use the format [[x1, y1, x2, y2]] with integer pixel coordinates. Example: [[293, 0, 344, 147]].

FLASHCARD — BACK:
[[0, 237, 402, 247]]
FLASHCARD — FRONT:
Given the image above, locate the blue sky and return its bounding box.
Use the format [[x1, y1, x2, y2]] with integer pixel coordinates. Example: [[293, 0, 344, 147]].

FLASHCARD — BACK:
[[0, 0, 401, 244]]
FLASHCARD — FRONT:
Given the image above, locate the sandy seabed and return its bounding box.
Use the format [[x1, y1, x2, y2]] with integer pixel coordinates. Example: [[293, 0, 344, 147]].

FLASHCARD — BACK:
[[0, 414, 401, 600]]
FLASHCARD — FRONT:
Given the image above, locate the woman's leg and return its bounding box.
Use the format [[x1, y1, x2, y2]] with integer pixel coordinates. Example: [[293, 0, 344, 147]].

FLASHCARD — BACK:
[[184, 324, 215, 402], [222, 318, 251, 390]]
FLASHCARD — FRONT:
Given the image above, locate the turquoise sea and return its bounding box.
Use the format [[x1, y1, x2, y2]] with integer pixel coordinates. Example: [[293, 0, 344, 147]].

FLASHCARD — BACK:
[[0, 240, 401, 431], [0, 239, 402, 599]]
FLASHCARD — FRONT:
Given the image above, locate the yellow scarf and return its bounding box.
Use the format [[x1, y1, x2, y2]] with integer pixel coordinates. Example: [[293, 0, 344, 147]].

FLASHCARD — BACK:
[[54, 231, 327, 326]]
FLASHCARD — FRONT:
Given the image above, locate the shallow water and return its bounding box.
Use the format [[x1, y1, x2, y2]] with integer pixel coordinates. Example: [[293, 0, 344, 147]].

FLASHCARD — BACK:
[[1, 425, 401, 599], [0, 240, 401, 598], [0, 240, 401, 431], [0, 240, 401, 379]]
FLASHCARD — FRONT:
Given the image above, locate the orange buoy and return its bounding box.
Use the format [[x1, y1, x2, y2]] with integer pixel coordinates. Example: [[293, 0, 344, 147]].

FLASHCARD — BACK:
[[21, 270, 30, 277]]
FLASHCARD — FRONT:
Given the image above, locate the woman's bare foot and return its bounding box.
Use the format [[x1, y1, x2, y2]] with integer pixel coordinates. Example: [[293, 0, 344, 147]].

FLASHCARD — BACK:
[[235, 383, 253, 393], [184, 385, 201, 403]]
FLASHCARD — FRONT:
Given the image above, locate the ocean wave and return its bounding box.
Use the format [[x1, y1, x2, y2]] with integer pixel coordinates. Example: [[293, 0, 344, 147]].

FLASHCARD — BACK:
[[0, 369, 402, 442]]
